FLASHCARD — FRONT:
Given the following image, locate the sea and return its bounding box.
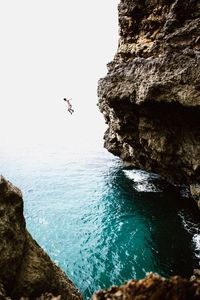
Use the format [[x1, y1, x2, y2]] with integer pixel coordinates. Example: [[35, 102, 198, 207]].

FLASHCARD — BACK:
[[0, 141, 200, 299]]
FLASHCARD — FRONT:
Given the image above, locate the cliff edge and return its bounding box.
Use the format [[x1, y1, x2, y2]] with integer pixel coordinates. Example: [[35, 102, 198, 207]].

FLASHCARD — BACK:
[[0, 175, 83, 300], [93, 273, 200, 300], [98, 0, 200, 204]]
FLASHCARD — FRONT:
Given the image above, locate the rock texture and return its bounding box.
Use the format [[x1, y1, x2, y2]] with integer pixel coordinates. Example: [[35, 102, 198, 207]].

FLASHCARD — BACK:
[[0, 175, 83, 300], [98, 0, 200, 201], [93, 273, 200, 300]]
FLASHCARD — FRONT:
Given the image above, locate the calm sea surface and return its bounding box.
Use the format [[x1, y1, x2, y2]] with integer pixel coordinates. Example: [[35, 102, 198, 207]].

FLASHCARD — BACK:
[[0, 143, 200, 299]]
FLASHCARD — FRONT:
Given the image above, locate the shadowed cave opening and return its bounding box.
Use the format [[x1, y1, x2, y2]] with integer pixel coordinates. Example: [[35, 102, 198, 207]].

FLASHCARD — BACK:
[[104, 101, 200, 184]]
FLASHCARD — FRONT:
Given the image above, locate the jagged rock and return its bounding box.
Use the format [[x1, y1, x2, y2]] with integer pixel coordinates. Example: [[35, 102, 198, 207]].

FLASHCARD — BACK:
[[92, 273, 200, 300], [98, 0, 200, 192], [19, 294, 61, 300], [0, 176, 83, 300], [190, 184, 200, 208]]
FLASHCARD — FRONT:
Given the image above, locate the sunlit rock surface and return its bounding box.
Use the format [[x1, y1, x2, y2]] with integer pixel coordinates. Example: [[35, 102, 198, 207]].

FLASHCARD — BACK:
[[98, 0, 200, 201], [0, 176, 82, 300], [93, 273, 200, 300]]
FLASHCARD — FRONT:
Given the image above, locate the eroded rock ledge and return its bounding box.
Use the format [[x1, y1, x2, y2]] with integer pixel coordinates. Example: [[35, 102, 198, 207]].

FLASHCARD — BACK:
[[98, 0, 200, 204], [0, 176, 83, 300]]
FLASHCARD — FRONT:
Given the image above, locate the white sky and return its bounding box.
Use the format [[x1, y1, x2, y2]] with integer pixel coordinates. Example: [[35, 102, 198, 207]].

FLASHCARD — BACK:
[[0, 0, 119, 149]]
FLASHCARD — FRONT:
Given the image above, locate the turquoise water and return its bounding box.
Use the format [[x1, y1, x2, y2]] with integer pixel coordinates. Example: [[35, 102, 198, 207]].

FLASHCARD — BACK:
[[0, 143, 200, 299]]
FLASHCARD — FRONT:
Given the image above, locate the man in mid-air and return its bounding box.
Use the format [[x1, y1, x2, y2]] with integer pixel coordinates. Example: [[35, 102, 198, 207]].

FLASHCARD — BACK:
[[63, 98, 74, 115]]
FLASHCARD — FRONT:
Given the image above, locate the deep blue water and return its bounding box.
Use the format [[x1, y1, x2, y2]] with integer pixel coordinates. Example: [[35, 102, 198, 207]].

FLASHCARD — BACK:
[[0, 143, 200, 299]]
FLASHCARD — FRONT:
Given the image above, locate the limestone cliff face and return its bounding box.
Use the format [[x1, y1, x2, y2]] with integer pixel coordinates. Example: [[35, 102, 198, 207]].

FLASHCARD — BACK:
[[98, 0, 200, 197], [0, 176, 83, 300]]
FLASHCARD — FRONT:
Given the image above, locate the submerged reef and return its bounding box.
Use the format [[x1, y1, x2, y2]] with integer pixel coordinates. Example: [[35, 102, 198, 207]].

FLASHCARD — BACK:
[[98, 0, 200, 205], [0, 175, 82, 300]]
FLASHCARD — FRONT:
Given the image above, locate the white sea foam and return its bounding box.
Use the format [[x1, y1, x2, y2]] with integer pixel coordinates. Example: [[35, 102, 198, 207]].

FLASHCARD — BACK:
[[123, 169, 161, 192], [179, 211, 200, 263], [193, 234, 200, 259]]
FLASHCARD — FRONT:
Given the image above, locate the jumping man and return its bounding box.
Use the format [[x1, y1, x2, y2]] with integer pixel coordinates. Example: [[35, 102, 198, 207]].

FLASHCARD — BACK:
[[63, 98, 74, 115]]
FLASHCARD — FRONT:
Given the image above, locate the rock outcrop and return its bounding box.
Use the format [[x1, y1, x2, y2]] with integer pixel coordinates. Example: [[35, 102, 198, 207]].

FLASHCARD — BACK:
[[93, 273, 200, 300], [98, 0, 200, 203], [0, 175, 83, 300]]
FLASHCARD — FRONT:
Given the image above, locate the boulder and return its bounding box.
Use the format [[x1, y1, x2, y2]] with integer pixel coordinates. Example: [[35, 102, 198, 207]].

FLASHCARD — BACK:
[[93, 273, 200, 300]]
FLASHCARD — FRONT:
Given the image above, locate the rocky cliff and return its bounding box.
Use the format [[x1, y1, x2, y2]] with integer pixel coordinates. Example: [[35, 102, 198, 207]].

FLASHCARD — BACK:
[[98, 0, 200, 204], [0, 176, 82, 300], [93, 273, 200, 300]]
